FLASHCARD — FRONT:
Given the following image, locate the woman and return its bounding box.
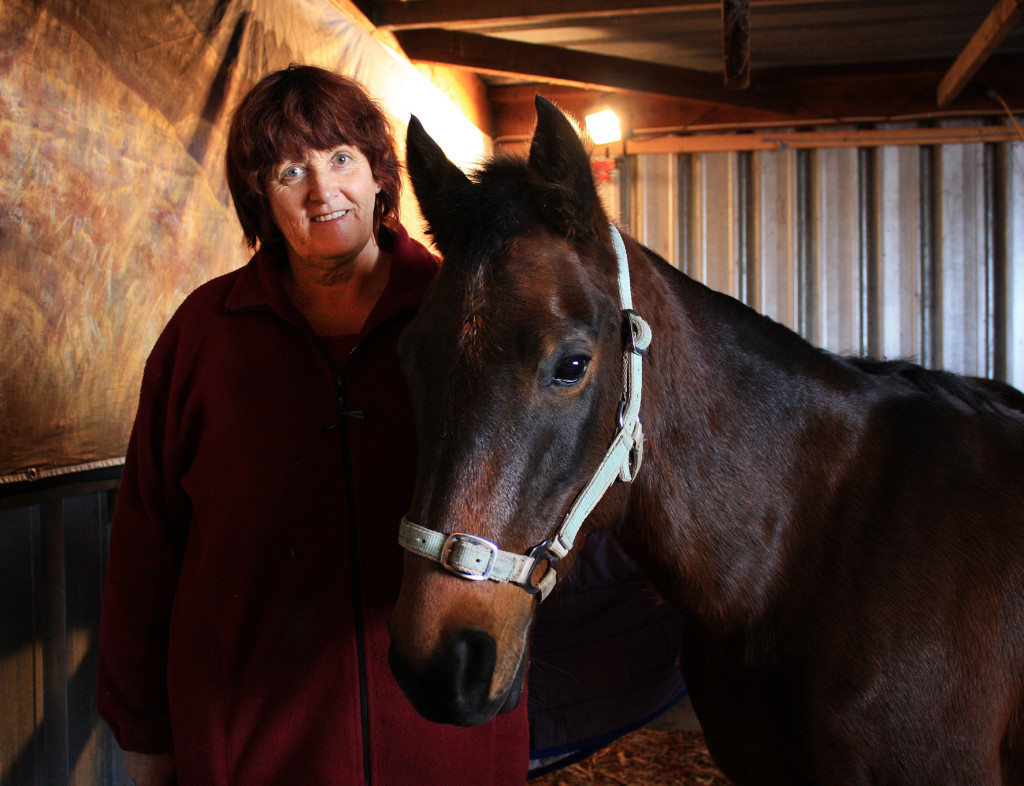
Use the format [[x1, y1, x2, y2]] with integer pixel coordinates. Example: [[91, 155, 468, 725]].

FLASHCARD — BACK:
[[97, 65, 529, 786]]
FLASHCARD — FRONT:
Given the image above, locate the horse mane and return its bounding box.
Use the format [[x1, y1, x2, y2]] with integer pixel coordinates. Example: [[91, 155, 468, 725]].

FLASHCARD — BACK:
[[843, 356, 1024, 421], [664, 258, 1024, 426], [686, 264, 1024, 423]]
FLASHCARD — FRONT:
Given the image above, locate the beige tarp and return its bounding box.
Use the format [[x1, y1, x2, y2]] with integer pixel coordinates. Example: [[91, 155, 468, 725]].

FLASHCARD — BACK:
[[0, 0, 488, 482]]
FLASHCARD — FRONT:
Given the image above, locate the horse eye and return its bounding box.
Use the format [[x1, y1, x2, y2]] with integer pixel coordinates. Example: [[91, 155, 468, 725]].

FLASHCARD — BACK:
[[552, 356, 590, 386]]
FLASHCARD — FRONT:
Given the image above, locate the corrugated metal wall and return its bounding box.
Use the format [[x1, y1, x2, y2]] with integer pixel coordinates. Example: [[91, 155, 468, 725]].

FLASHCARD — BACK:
[[1, 473, 124, 786], [603, 124, 1024, 391]]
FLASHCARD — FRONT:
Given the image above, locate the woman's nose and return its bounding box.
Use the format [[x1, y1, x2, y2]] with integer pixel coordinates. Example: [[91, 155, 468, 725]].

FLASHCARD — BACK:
[[308, 169, 339, 203]]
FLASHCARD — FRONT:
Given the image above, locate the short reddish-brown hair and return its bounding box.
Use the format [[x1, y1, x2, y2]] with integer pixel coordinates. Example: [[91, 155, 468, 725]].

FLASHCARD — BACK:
[[226, 65, 401, 251]]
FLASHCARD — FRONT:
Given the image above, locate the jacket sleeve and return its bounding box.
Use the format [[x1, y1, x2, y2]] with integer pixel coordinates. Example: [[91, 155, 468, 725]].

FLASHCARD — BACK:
[[97, 328, 191, 754]]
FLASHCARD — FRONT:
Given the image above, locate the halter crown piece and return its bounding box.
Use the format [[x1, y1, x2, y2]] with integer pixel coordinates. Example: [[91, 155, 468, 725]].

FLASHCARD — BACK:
[[397, 224, 652, 601]]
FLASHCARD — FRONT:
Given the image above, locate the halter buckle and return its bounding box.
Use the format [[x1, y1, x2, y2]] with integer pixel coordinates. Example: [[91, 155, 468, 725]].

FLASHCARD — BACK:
[[441, 533, 498, 580]]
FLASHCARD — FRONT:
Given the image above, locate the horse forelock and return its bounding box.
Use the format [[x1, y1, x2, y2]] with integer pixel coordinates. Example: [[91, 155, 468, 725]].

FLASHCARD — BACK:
[[430, 156, 562, 364], [429, 157, 536, 264], [432, 150, 605, 267], [453, 263, 493, 368]]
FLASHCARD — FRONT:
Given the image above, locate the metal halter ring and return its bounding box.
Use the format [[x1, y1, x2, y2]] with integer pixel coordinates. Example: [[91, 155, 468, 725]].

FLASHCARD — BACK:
[[522, 540, 561, 595], [624, 309, 650, 357]]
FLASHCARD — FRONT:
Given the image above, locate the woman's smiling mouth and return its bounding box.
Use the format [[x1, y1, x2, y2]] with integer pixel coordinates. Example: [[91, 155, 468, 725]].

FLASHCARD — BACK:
[[312, 209, 349, 222]]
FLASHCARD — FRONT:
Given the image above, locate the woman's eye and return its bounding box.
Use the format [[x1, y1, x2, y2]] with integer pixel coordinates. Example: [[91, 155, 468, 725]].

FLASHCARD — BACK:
[[332, 152, 351, 167], [552, 356, 590, 386], [279, 164, 304, 182]]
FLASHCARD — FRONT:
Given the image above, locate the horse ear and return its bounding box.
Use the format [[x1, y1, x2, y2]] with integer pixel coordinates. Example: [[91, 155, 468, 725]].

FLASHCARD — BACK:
[[528, 95, 603, 239], [405, 115, 472, 245]]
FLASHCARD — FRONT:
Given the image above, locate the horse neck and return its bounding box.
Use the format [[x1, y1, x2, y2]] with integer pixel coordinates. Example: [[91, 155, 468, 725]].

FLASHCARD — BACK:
[[622, 245, 867, 631]]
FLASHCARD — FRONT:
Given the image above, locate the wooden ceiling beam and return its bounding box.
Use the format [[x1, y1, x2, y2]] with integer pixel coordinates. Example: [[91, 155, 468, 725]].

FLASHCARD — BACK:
[[375, 1, 714, 29], [605, 124, 1024, 154], [393, 28, 795, 113], [937, 0, 1024, 107], [488, 53, 1024, 139], [372, 0, 810, 30]]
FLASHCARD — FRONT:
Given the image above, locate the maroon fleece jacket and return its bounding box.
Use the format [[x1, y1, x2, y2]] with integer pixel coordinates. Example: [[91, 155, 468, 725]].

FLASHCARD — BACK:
[[97, 224, 530, 785]]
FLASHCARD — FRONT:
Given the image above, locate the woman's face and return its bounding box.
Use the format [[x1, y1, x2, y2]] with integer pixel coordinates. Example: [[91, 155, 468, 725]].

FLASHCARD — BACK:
[[265, 144, 381, 273]]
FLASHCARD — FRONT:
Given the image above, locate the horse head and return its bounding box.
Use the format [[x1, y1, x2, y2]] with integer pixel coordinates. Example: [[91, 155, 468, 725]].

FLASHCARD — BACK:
[[388, 97, 647, 725]]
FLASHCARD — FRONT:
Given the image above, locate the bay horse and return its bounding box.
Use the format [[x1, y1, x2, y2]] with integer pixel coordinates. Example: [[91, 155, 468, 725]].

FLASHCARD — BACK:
[[387, 96, 1024, 784]]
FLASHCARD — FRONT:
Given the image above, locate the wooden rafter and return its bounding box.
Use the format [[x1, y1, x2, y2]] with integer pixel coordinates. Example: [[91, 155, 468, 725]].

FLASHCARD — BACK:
[[488, 54, 1024, 140], [393, 28, 794, 113], [606, 124, 1024, 155], [937, 0, 1024, 107], [372, 0, 810, 29], [375, 1, 714, 28]]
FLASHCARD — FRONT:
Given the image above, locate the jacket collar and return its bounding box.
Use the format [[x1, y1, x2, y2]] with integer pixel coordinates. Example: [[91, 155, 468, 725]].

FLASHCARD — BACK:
[[224, 223, 439, 337]]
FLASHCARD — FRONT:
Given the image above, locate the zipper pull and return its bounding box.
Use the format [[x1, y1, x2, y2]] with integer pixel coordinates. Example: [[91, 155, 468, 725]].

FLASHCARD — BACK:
[[322, 409, 366, 432]]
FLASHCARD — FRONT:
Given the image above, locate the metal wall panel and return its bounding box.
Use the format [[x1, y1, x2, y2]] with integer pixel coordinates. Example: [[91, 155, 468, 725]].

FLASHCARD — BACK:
[[695, 153, 740, 298], [1010, 142, 1024, 389], [816, 147, 862, 355], [877, 143, 923, 366], [754, 147, 798, 333], [621, 126, 1024, 391], [0, 504, 44, 786], [1, 476, 123, 786], [939, 139, 988, 378], [632, 153, 681, 267]]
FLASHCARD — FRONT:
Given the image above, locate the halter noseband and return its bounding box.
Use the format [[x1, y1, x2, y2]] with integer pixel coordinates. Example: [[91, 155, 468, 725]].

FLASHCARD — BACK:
[[397, 224, 652, 601]]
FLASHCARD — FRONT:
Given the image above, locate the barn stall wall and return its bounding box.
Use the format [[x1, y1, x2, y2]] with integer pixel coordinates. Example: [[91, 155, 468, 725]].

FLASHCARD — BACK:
[[0, 1, 488, 784], [603, 125, 1024, 391]]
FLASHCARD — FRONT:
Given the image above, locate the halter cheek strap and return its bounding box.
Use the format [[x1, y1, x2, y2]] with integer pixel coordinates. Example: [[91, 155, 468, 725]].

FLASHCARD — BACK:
[[397, 224, 652, 601]]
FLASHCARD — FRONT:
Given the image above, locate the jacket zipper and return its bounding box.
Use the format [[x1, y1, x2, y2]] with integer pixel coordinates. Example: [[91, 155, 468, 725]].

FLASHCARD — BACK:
[[336, 387, 373, 786], [230, 302, 416, 785], [333, 311, 416, 786]]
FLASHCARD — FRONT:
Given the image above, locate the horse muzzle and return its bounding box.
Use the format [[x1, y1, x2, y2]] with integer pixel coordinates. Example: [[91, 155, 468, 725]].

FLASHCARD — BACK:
[[388, 628, 525, 726]]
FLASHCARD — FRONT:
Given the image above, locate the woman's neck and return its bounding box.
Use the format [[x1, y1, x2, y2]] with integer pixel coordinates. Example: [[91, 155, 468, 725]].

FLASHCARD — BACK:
[[284, 243, 392, 338]]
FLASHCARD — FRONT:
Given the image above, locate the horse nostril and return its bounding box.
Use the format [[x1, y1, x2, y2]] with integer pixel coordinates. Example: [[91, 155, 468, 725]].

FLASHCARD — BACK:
[[448, 629, 497, 705]]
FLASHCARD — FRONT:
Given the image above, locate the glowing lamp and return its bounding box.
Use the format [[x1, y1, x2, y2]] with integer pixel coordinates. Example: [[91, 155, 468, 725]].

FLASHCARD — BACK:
[[585, 109, 622, 145]]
